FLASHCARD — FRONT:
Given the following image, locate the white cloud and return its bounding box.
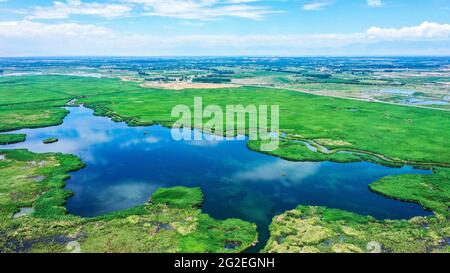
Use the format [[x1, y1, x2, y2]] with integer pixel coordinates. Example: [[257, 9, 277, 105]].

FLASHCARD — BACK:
[[232, 161, 320, 184], [367, 21, 450, 39], [0, 21, 449, 56], [180, 21, 206, 26], [225, 0, 260, 3], [27, 0, 132, 19], [367, 0, 383, 7], [0, 20, 108, 39], [22, 0, 278, 21], [302, 1, 333, 11], [119, 136, 161, 149], [0, 20, 111, 38], [124, 0, 278, 20]]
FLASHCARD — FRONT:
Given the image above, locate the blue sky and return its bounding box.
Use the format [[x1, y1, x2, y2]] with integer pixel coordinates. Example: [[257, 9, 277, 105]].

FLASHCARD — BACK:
[[0, 0, 449, 56]]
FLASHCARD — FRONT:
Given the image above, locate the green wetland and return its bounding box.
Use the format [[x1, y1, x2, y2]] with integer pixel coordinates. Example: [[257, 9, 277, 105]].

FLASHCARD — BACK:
[[0, 58, 449, 253], [0, 106, 436, 252]]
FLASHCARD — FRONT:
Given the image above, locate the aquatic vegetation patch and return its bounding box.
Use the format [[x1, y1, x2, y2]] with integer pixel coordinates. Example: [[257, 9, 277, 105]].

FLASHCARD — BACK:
[[264, 206, 450, 253], [43, 138, 59, 144], [76, 205, 257, 253]]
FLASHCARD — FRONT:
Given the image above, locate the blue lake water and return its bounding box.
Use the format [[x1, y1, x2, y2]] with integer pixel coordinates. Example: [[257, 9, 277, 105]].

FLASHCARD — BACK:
[[1, 106, 432, 251]]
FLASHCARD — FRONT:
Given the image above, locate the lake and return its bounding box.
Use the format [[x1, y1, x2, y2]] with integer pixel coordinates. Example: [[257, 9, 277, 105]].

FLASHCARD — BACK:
[[1, 106, 432, 251]]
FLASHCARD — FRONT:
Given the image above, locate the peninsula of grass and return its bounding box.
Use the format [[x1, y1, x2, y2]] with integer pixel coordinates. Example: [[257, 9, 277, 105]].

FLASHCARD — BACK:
[[43, 138, 58, 144], [264, 205, 450, 253], [0, 149, 257, 253], [247, 140, 362, 163], [0, 104, 69, 132], [0, 134, 26, 145], [0, 149, 85, 219], [370, 168, 450, 216]]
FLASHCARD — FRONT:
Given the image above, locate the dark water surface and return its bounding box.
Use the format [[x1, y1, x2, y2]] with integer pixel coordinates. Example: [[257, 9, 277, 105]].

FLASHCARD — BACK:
[[2, 107, 432, 251]]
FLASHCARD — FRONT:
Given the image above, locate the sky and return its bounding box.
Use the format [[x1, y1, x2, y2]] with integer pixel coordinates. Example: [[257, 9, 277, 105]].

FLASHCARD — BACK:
[[0, 0, 449, 56]]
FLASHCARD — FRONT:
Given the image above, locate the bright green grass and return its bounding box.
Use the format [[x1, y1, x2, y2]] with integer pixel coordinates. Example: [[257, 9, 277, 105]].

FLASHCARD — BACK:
[[370, 168, 450, 216], [151, 186, 203, 208], [0, 76, 139, 106], [0, 149, 84, 219], [248, 140, 362, 163], [1, 75, 449, 166], [0, 149, 257, 253], [264, 205, 450, 253], [0, 105, 69, 132], [0, 134, 26, 145], [293, 82, 381, 92]]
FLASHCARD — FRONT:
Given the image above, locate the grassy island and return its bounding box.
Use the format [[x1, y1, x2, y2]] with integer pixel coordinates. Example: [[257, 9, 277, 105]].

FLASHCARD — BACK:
[[0, 134, 26, 145], [0, 149, 257, 253], [43, 138, 59, 144]]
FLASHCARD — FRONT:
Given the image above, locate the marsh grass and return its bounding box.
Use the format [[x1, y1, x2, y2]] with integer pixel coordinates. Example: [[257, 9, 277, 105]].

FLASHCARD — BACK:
[[370, 168, 450, 216], [264, 206, 450, 253], [0, 134, 26, 145]]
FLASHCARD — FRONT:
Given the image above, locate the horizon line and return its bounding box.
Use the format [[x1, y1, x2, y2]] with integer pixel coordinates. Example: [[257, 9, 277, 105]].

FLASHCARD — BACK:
[[1, 55, 450, 59]]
